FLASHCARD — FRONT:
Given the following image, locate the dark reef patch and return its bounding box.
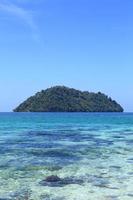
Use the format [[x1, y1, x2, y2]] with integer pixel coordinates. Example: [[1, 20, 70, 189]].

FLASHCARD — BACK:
[[40, 176, 84, 187]]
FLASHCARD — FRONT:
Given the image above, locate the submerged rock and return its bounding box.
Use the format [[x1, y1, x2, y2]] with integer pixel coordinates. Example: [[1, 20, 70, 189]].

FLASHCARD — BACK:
[[45, 175, 61, 182], [40, 176, 84, 187]]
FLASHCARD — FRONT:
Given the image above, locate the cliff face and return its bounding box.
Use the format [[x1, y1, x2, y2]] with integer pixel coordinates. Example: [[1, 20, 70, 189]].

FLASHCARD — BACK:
[[14, 86, 124, 112]]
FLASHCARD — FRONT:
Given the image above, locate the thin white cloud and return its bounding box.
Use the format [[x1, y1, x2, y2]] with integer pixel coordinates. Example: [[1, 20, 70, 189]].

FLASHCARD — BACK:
[[0, 1, 39, 41]]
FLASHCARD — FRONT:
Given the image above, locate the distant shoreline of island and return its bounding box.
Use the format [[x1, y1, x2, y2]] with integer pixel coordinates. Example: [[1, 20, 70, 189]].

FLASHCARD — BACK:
[[13, 86, 124, 112]]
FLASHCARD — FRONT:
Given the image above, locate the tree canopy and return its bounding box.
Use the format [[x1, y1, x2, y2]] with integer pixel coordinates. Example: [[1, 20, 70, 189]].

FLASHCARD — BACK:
[[14, 86, 124, 112]]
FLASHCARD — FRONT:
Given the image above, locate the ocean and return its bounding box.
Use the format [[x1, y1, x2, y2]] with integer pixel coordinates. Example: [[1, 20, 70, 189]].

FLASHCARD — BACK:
[[0, 113, 133, 200]]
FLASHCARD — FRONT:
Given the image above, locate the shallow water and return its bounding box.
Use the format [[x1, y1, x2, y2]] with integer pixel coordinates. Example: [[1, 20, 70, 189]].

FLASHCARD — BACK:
[[0, 113, 133, 200]]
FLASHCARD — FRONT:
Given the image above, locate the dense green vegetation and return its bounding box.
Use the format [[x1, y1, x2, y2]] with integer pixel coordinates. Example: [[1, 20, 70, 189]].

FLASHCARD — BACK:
[[14, 86, 124, 112]]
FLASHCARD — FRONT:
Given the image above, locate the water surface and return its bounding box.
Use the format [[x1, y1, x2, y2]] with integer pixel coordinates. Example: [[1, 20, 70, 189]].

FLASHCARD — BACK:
[[0, 113, 133, 200]]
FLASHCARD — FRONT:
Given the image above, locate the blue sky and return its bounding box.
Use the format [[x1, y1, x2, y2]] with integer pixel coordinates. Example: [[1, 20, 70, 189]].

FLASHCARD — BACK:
[[0, 0, 132, 111]]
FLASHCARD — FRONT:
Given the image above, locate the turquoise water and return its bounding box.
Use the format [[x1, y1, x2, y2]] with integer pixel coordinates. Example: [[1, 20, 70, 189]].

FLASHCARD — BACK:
[[0, 113, 133, 200]]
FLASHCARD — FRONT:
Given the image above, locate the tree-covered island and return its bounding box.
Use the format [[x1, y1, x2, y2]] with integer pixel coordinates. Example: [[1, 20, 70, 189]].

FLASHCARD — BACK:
[[14, 86, 124, 112]]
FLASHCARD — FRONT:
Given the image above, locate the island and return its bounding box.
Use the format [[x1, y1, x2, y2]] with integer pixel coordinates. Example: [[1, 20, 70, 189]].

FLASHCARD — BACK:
[[13, 86, 124, 112]]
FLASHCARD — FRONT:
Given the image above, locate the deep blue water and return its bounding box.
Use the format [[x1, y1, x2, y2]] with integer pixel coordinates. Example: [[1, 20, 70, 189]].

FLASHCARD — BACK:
[[0, 113, 133, 200]]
